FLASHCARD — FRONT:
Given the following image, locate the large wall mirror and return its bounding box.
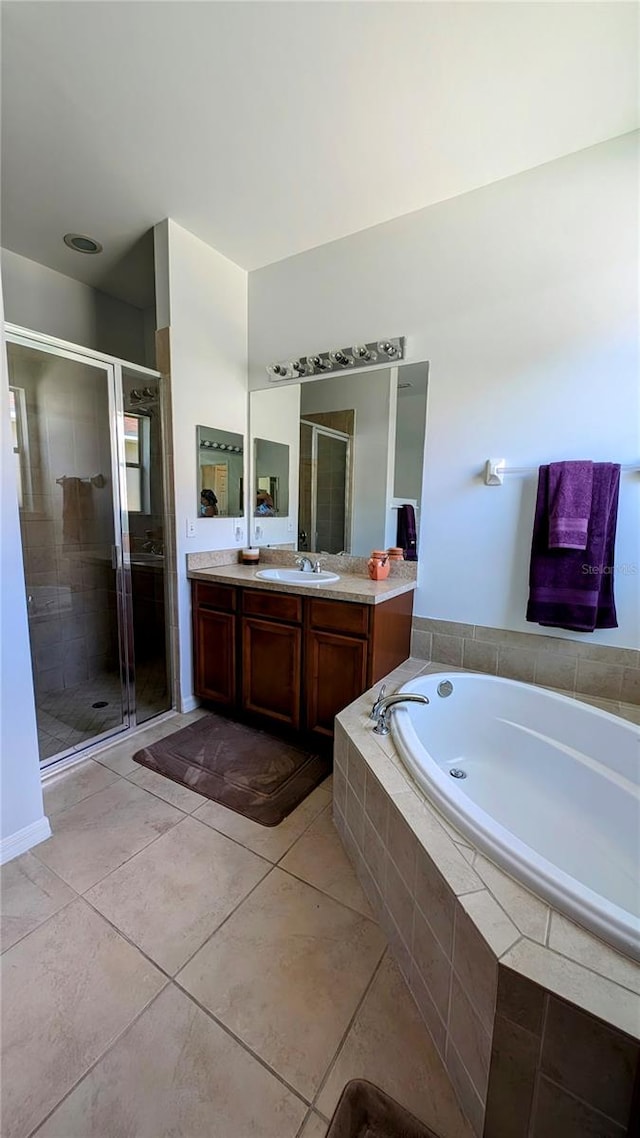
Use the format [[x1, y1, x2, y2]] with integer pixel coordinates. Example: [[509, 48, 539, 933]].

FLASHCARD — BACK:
[[197, 425, 244, 517], [249, 361, 428, 557]]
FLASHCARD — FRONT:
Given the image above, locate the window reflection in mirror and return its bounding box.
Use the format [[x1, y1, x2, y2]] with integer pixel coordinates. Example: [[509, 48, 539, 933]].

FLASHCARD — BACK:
[[254, 438, 289, 516], [197, 426, 244, 518]]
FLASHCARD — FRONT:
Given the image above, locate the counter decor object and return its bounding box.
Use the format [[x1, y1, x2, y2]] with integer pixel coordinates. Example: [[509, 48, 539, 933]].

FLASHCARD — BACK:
[[242, 547, 260, 565], [368, 550, 390, 581], [387, 547, 405, 561]]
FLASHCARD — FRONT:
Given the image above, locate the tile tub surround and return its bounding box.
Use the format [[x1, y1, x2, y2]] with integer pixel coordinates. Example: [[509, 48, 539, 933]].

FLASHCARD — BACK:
[[332, 659, 640, 1136], [484, 969, 640, 1138], [411, 617, 640, 713]]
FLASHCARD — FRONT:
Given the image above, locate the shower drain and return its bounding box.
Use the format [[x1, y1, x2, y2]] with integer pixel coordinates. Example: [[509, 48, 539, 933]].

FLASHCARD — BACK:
[[449, 768, 467, 779], [92, 701, 109, 709]]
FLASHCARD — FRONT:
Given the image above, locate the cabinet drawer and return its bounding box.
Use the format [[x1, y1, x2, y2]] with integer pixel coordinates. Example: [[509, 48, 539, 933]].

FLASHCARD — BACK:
[[307, 597, 369, 637], [193, 581, 237, 612], [242, 588, 302, 624]]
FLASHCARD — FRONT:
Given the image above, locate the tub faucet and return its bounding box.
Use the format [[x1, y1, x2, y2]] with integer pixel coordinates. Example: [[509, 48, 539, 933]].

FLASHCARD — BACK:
[[372, 692, 429, 735]]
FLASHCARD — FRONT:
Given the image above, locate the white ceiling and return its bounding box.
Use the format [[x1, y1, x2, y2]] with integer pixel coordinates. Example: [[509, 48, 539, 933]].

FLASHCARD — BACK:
[[2, 1, 638, 308]]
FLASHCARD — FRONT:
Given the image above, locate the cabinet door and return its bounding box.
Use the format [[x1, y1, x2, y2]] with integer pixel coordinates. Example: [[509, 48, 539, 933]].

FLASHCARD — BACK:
[[305, 629, 368, 737], [193, 608, 236, 706], [241, 617, 302, 728]]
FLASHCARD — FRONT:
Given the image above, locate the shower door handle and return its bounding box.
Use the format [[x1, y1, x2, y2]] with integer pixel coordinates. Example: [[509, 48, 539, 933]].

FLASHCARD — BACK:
[[111, 544, 120, 570]]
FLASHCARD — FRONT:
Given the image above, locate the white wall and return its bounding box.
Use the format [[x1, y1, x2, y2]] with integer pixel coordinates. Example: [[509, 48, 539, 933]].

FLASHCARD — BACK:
[[249, 385, 300, 547], [156, 219, 248, 706], [1, 248, 149, 366], [300, 370, 396, 556], [0, 285, 50, 861], [394, 366, 428, 503], [249, 134, 640, 648]]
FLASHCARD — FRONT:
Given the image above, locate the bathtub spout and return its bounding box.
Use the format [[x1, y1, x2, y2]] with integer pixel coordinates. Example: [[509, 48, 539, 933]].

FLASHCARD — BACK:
[[372, 693, 429, 735]]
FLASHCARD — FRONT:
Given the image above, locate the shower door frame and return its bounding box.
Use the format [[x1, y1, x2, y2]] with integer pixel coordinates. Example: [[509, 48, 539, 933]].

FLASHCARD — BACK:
[[5, 323, 166, 770], [300, 419, 352, 555]]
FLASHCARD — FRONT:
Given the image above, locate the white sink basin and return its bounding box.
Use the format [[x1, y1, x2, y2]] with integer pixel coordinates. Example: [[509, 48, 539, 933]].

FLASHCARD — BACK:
[[255, 568, 340, 585]]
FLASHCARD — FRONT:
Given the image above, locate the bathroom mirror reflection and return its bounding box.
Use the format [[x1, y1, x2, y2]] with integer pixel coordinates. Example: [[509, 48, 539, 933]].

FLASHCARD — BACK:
[[249, 361, 428, 557], [197, 425, 244, 517], [254, 438, 289, 516]]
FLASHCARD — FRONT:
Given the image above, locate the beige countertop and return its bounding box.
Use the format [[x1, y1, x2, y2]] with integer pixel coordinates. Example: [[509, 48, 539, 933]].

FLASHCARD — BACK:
[[187, 563, 417, 605]]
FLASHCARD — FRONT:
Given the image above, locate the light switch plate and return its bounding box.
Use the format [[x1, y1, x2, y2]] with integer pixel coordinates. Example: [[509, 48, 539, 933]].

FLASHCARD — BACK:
[[186, 518, 197, 538]]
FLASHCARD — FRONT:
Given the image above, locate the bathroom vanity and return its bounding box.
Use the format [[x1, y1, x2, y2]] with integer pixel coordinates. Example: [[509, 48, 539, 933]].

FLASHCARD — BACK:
[[190, 567, 414, 738]]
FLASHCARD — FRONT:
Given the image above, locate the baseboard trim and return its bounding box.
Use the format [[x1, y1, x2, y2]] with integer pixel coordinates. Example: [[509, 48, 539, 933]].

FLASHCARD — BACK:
[[0, 816, 52, 865], [179, 694, 201, 713]]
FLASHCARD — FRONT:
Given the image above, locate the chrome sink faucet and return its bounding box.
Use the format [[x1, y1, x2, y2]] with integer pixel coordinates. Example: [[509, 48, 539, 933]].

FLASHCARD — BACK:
[[295, 556, 314, 573], [372, 692, 430, 735], [295, 556, 326, 574]]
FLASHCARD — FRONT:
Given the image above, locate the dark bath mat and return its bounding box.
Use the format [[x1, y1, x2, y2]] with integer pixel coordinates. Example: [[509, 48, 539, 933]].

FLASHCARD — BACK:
[[326, 1079, 440, 1138], [133, 712, 331, 826]]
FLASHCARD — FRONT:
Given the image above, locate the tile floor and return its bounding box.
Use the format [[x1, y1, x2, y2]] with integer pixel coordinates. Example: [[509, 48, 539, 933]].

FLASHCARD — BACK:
[[1, 712, 473, 1138]]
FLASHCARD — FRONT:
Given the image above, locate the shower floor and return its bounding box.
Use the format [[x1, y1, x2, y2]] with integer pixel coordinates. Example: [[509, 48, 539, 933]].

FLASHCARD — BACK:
[[37, 660, 169, 762]]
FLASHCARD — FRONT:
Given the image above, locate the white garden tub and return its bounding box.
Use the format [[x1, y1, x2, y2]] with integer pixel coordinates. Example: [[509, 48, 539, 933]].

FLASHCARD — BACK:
[[391, 673, 640, 961]]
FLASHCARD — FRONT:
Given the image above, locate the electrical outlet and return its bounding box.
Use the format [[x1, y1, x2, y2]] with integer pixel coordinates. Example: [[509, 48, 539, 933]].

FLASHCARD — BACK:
[[186, 517, 197, 538]]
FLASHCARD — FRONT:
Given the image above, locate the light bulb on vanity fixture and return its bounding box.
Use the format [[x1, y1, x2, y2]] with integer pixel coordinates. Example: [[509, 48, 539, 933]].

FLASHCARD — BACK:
[[329, 349, 353, 367], [352, 344, 378, 363], [306, 354, 331, 372], [377, 340, 399, 358], [266, 363, 289, 380]]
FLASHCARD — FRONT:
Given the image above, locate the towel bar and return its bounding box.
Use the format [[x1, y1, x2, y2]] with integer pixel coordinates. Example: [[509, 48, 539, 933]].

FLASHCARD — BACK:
[[56, 474, 105, 488], [484, 458, 639, 486]]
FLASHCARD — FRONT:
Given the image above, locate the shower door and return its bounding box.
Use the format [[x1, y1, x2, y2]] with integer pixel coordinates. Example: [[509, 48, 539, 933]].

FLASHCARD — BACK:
[[6, 330, 169, 766], [299, 420, 350, 554]]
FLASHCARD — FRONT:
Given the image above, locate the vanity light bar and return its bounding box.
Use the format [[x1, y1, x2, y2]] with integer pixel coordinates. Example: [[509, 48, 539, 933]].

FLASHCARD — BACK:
[[266, 337, 405, 381], [200, 441, 243, 453]]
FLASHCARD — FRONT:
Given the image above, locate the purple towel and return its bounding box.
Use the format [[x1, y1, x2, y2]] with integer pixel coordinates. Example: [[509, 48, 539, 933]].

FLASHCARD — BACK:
[[526, 463, 620, 632], [396, 505, 417, 561], [548, 460, 593, 549]]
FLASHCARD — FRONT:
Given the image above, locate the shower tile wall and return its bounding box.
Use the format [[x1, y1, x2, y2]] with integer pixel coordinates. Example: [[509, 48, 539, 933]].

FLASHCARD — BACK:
[[298, 422, 312, 550], [316, 432, 347, 554], [301, 411, 354, 555]]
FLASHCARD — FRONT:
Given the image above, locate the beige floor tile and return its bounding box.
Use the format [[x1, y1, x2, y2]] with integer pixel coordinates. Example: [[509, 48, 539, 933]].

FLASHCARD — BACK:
[[178, 868, 385, 1100], [43, 759, 120, 817], [94, 737, 142, 776], [316, 954, 474, 1138], [86, 816, 271, 974], [35, 985, 306, 1138], [299, 1111, 328, 1137], [1, 898, 165, 1138], [280, 806, 373, 918], [126, 764, 209, 813], [33, 779, 183, 893], [0, 851, 75, 953], [193, 778, 332, 862]]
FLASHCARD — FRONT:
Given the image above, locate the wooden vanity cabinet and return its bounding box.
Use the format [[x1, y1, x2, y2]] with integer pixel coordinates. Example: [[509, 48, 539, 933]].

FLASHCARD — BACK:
[[304, 599, 369, 737], [241, 591, 302, 729], [191, 581, 413, 737], [191, 582, 237, 707]]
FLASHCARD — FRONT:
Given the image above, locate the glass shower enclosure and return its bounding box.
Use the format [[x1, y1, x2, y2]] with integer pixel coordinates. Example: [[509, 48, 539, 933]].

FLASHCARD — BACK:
[[6, 327, 171, 767], [299, 419, 351, 554]]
